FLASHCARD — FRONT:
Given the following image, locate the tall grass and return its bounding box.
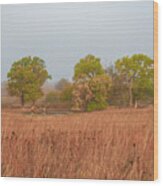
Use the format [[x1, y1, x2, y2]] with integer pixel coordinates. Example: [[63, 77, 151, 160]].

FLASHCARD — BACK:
[[2, 107, 154, 180]]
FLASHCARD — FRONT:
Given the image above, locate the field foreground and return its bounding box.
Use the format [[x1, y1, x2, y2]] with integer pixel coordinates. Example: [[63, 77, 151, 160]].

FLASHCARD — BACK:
[[2, 107, 154, 180]]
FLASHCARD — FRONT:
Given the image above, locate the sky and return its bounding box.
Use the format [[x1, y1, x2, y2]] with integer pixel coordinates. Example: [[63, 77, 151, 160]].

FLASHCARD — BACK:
[[1, 1, 154, 83]]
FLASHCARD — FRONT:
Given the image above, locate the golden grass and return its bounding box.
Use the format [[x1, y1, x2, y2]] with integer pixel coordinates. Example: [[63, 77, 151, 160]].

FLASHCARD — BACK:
[[1, 107, 154, 180]]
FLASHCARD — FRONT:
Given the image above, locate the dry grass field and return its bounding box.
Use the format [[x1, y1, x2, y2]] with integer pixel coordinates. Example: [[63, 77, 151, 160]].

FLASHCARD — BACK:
[[1, 107, 154, 180]]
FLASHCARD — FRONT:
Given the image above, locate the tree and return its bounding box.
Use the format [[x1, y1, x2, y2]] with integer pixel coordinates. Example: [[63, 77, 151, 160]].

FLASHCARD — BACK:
[[60, 84, 73, 102], [115, 54, 154, 107], [7, 56, 51, 106], [55, 78, 71, 91], [54, 78, 73, 103], [106, 66, 129, 106], [72, 54, 111, 111], [73, 54, 105, 81]]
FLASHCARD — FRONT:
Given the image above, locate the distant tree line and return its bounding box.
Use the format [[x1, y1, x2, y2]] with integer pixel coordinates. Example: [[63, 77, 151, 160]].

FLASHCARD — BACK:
[[7, 53, 154, 112]]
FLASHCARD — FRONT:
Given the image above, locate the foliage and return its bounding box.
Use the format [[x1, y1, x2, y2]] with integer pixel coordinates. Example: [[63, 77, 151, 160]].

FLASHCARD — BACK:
[[73, 54, 105, 81], [106, 66, 129, 106], [55, 78, 71, 91], [87, 75, 111, 111], [6, 53, 153, 110], [45, 82, 73, 108], [87, 101, 108, 112], [60, 84, 73, 102], [7, 56, 51, 106], [115, 54, 154, 107], [72, 81, 93, 111], [72, 55, 111, 111], [45, 91, 61, 104]]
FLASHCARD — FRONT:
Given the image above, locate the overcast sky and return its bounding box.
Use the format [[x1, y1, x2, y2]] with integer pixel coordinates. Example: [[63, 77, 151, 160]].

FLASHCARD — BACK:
[[1, 1, 154, 82]]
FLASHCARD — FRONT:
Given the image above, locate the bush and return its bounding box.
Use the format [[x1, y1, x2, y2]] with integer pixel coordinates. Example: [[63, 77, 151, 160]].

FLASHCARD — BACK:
[[86, 101, 108, 112], [45, 87, 73, 110], [60, 85, 73, 102], [71, 74, 111, 112]]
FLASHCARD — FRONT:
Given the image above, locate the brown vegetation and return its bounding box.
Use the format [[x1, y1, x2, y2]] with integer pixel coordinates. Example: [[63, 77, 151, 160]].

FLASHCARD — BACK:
[[2, 107, 154, 180]]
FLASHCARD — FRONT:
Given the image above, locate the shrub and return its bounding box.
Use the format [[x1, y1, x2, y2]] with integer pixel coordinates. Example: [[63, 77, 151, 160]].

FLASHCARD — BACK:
[[72, 74, 111, 112], [60, 85, 73, 102], [87, 101, 107, 112]]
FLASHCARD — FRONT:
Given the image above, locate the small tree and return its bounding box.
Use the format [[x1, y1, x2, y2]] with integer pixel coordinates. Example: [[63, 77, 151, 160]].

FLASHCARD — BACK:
[[7, 56, 51, 106], [55, 78, 71, 91], [60, 84, 73, 102], [72, 54, 111, 111]]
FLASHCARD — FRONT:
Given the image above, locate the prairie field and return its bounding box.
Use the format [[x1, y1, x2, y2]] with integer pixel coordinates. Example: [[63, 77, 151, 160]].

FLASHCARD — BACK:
[[1, 107, 154, 180]]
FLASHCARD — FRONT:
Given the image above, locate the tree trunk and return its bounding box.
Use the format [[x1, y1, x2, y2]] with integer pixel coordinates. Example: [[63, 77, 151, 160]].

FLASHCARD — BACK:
[[129, 81, 133, 107]]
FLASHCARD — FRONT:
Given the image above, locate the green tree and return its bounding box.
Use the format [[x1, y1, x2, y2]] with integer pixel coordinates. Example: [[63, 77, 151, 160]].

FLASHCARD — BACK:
[[72, 54, 111, 111], [7, 56, 51, 106], [115, 54, 154, 107], [73, 54, 105, 81]]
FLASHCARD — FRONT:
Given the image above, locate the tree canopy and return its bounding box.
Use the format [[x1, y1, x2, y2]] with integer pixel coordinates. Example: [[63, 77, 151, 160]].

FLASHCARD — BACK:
[[6, 53, 153, 110], [115, 54, 154, 107], [73, 55, 105, 81], [7, 56, 51, 106]]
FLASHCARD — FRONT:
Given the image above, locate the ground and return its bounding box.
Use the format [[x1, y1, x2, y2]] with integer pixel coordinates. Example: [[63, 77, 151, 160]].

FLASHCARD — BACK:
[[1, 107, 154, 180]]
